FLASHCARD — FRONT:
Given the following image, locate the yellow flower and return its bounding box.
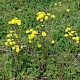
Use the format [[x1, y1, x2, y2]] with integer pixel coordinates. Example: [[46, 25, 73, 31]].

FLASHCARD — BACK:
[[20, 46, 23, 49], [72, 36, 79, 43], [46, 13, 51, 16], [14, 34, 18, 38], [42, 31, 47, 37], [7, 34, 12, 37], [9, 41, 13, 45], [26, 30, 30, 33], [9, 34, 12, 36], [18, 9, 21, 11], [59, 2, 61, 6], [51, 15, 55, 18], [70, 31, 76, 34], [5, 42, 8, 46], [30, 29, 33, 32], [12, 47, 15, 50], [68, 32, 73, 36], [30, 33, 35, 38], [37, 12, 45, 15], [12, 39, 14, 41], [36, 26, 40, 28], [12, 41, 16, 44], [16, 47, 20, 53], [72, 37, 75, 40], [76, 41, 79, 43], [38, 14, 45, 19], [64, 34, 69, 37], [44, 16, 48, 20], [16, 19, 21, 25], [40, 19, 43, 22], [59, 2, 61, 4], [15, 45, 20, 52], [8, 17, 21, 25], [8, 19, 15, 24], [75, 36, 79, 41], [36, 17, 39, 21], [41, 25, 45, 27], [37, 44, 41, 48], [28, 35, 32, 40], [7, 39, 11, 42], [65, 27, 71, 32], [75, 33, 78, 36], [54, 3, 57, 6], [32, 30, 38, 34], [51, 40, 55, 44], [36, 12, 46, 22], [15, 45, 19, 48], [66, 9, 70, 12], [6, 34, 10, 37], [10, 30, 14, 33], [29, 40, 32, 43]]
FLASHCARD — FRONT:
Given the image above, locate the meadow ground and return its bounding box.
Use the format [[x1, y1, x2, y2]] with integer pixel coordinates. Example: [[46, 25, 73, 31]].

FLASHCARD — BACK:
[[0, 0, 80, 80]]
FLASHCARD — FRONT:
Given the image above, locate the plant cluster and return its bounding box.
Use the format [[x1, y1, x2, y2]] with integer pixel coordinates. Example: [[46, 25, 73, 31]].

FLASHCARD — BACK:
[[64, 27, 80, 43], [0, 0, 80, 80], [36, 12, 55, 22]]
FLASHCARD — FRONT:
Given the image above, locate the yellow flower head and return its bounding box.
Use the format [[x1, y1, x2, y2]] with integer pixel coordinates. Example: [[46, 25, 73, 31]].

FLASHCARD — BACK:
[[12, 41, 16, 44], [66, 9, 70, 12], [12, 46, 15, 50], [51, 40, 55, 44], [70, 31, 76, 34], [13, 34, 18, 38], [9, 41, 13, 45], [37, 44, 41, 48], [42, 31, 47, 37], [40, 19, 43, 22], [18, 9, 21, 11], [64, 34, 69, 37], [59, 2, 61, 4], [74, 36, 79, 41], [46, 13, 51, 16], [36, 26, 40, 28], [30, 33, 35, 38], [5, 42, 8, 46], [65, 27, 71, 32], [7, 39, 11, 42], [15, 45, 19, 48], [51, 15, 55, 18], [28, 35, 32, 40], [68, 32, 73, 36], [76, 41, 79, 43], [26, 30, 30, 34], [30, 29, 33, 32], [72, 36, 79, 43], [36, 12, 46, 22], [32, 30, 38, 35], [7, 34, 12, 37], [41, 25, 45, 27], [29, 40, 32, 43], [44, 16, 48, 20], [14, 45, 20, 52], [20, 46, 23, 49], [10, 30, 14, 33], [37, 12, 46, 15], [38, 14, 45, 19], [16, 47, 20, 53], [8, 17, 21, 25], [54, 3, 57, 6]]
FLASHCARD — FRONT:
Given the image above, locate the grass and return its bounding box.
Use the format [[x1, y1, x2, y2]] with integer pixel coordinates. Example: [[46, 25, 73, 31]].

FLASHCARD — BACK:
[[0, 0, 80, 80]]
